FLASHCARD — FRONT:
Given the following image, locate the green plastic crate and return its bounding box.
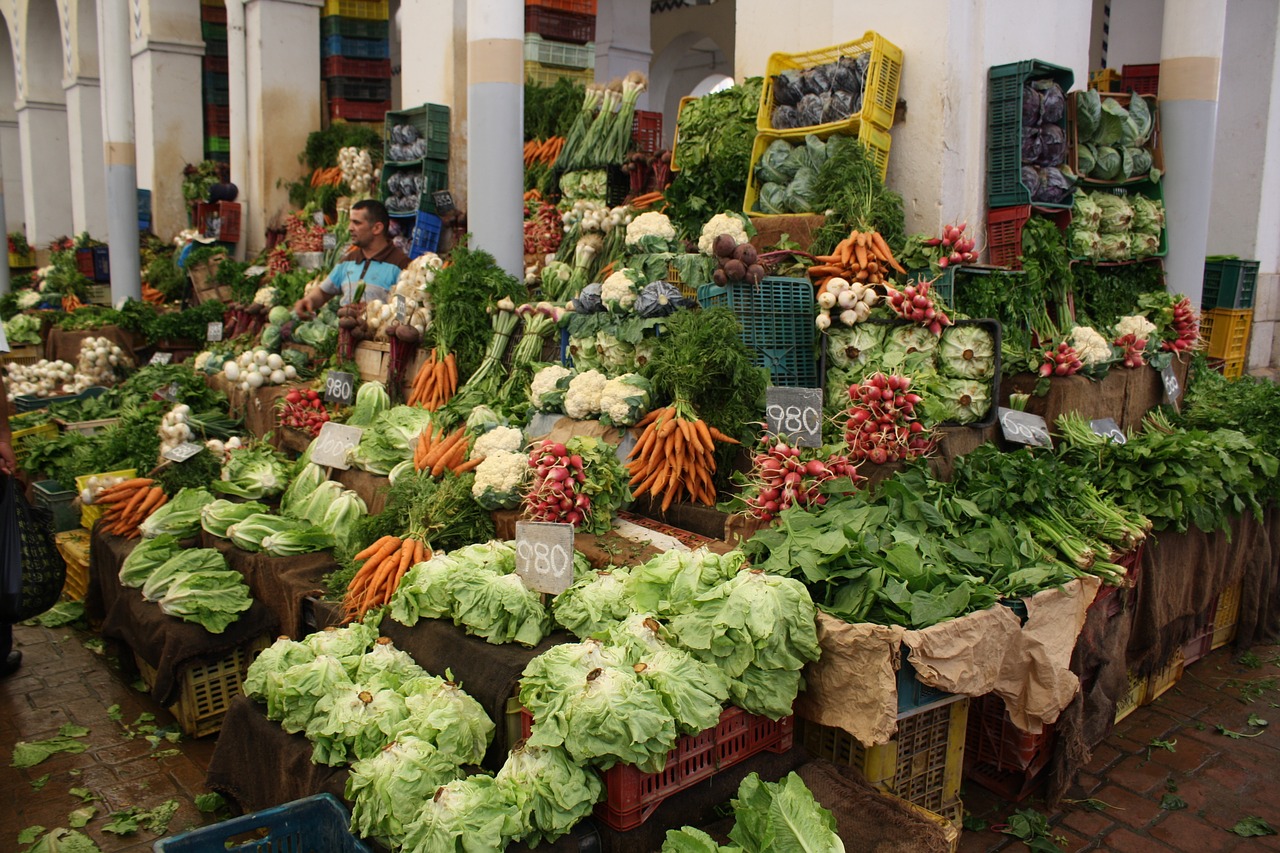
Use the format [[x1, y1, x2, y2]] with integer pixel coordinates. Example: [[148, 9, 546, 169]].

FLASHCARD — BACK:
[[988, 60, 1075, 210], [696, 277, 818, 387], [33, 480, 81, 533], [385, 103, 450, 162], [321, 15, 389, 40], [417, 159, 450, 213], [1202, 258, 1260, 310]]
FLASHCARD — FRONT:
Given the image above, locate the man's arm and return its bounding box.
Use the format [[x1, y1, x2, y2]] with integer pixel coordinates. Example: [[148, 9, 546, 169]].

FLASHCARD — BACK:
[[294, 268, 344, 319], [0, 371, 17, 475]]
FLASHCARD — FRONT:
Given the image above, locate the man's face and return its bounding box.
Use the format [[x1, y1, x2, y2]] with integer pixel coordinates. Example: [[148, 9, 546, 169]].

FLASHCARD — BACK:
[[350, 209, 380, 249]]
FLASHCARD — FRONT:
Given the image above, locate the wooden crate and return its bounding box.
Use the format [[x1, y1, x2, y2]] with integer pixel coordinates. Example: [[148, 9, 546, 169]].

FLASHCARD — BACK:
[[354, 341, 391, 381]]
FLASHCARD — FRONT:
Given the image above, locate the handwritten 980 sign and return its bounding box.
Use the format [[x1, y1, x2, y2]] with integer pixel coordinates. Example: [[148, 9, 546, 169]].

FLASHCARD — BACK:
[[764, 387, 823, 447]]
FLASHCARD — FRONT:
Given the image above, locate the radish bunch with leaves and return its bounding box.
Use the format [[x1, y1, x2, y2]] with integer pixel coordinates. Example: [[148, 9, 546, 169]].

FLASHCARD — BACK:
[[739, 436, 862, 522], [843, 373, 934, 464]]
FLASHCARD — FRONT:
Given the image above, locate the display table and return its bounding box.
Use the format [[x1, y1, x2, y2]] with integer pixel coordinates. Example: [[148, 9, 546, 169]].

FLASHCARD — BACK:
[[1000, 356, 1190, 432], [44, 324, 140, 364]]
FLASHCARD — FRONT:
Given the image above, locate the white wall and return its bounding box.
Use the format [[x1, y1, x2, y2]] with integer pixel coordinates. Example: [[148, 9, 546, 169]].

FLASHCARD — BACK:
[[1103, 0, 1165, 71]]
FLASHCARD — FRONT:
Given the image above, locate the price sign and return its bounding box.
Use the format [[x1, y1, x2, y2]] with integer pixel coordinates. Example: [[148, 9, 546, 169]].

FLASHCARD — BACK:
[[154, 381, 181, 403], [765, 387, 823, 447], [322, 233, 337, 252], [1090, 418, 1127, 445], [324, 370, 355, 406], [1161, 364, 1181, 408], [162, 441, 204, 463], [432, 190, 456, 215], [148, 352, 172, 366], [244, 265, 268, 277], [395, 295, 407, 323], [310, 422, 363, 469], [515, 521, 575, 595], [206, 321, 223, 342], [998, 407, 1052, 448], [312, 211, 326, 227]]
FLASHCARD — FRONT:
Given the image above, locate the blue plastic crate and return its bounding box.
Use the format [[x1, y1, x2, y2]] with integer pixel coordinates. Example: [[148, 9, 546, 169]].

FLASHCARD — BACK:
[[91, 246, 110, 282], [153, 794, 370, 853], [138, 189, 152, 232], [410, 211, 443, 258], [321, 34, 391, 60], [696, 276, 818, 387], [897, 647, 956, 715]]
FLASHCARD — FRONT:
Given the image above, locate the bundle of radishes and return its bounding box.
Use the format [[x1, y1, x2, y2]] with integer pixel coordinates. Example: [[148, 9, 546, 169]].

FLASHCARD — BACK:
[[925, 222, 977, 268], [885, 279, 952, 334], [285, 213, 325, 253], [1161, 298, 1199, 352], [843, 373, 934, 464], [1039, 341, 1084, 377], [710, 234, 766, 286], [740, 436, 862, 522], [1114, 333, 1148, 368], [278, 388, 330, 436], [523, 440, 590, 528]]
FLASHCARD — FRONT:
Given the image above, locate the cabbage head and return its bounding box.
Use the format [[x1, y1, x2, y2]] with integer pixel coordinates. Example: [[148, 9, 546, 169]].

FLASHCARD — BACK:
[[306, 684, 408, 765], [398, 675, 495, 766], [825, 324, 886, 372], [1096, 193, 1134, 234], [450, 572, 552, 647], [496, 742, 603, 845], [939, 325, 996, 380], [119, 534, 182, 588], [354, 637, 427, 693], [552, 568, 634, 640], [347, 736, 466, 848], [399, 776, 518, 853], [243, 636, 315, 704]]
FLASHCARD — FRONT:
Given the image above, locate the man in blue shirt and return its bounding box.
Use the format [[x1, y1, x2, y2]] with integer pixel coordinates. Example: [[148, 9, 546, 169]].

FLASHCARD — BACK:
[[293, 198, 410, 316]]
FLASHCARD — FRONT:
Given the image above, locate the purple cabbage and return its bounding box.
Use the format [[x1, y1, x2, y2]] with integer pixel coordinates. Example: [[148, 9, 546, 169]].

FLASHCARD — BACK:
[[1022, 127, 1044, 164], [1022, 84, 1043, 127], [771, 105, 801, 130], [1033, 80, 1066, 124], [1039, 124, 1067, 167], [772, 71, 804, 107]]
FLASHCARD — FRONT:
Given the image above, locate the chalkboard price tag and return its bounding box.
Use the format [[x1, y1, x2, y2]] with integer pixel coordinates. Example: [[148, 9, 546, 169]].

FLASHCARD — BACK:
[[310, 422, 363, 469], [765, 387, 823, 447], [432, 191, 456, 215], [148, 352, 172, 366], [206, 321, 223, 342], [1090, 418, 1127, 445], [395, 295, 407, 323], [1161, 364, 1181, 408], [998, 407, 1053, 448], [162, 441, 204, 463], [154, 381, 181, 403], [324, 370, 355, 406], [515, 521, 575, 595]]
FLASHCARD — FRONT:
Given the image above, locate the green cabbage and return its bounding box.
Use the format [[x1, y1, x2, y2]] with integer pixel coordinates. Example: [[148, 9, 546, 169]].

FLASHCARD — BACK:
[[302, 621, 380, 667], [390, 554, 467, 627], [397, 675, 495, 766], [347, 736, 466, 847], [200, 499, 270, 539], [305, 684, 409, 765], [353, 406, 434, 475], [1092, 145, 1123, 180], [496, 742, 603, 845], [266, 654, 353, 733], [140, 548, 228, 601], [451, 572, 552, 647], [119, 535, 182, 588], [1131, 195, 1165, 235], [157, 569, 254, 633], [552, 569, 634, 640], [139, 488, 214, 539], [825, 324, 886, 372], [280, 462, 327, 518], [1075, 89, 1101, 140], [213, 447, 292, 499], [260, 525, 335, 557], [243, 637, 315, 704], [261, 324, 283, 351], [924, 377, 992, 425], [938, 325, 996, 380], [399, 776, 518, 853], [293, 479, 344, 526], [268, 306, 292, 325], [348, 381, 391, 427]]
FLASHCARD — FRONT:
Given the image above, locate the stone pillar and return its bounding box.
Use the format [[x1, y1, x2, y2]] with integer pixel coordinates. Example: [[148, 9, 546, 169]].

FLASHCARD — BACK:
[[65, 77, 109, 238], [101, 0, 142, 302], [243, 0, 322, 255], [596, 0, 651, 108], [1160, 0, 1227, 308], [131, 32, 203, 239], [0, 120, 24, 239], [400, 0, 466, 213], [16, 101, 73, 244]]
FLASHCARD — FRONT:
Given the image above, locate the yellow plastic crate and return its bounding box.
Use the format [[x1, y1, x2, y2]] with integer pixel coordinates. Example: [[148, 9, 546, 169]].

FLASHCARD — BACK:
[[744, 123, 890, 218], [11, 421, 57, 467], [1089, 68, 1121, 92], [758, 32, 904, 135], [75, 468, 137, 530], [321, 0, 388, 19], [54, 529, 91, 601], [1115, 668, 1146, 723], [1199, 307, 1253, 360], [134, 635, 270, 738], [669, 96, 697, 173], [799, 698, 968, 815], [1221, 356, 1245, 379], [1, 343, 41, 365], [1212, 580, 1242, 650], [1144, 648, 1185, 704], [523, 60, 592, 88]]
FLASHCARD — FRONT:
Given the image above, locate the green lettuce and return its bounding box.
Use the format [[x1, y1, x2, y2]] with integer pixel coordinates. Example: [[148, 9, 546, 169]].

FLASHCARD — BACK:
[[227, 513, 313, 553], [260, 525, 335, 557], [322, 490, 367, 556], [268, 654, 353, 734], [729, 772, 844, 853], [293, 479, 344, 527], [553, 568, 634, 640], [157, 570, 254, 633], [354, 638, 428, 693], [662, 828, 742, 852], [348, 381, 391, 428], [139, 488, 214, 539], [140, 549, 228, 602], [624, 548, 747, 618], [243, 637, 316, 703], [496, 742, 603, 845], [608, 616, 730, 734], [390, 554, 466, 627], [213, 447, 293, 500], [347, 736, 466, 847], [451, 572, 552, 647], [280, 462, 327, 518], [397, 675, 495, 766], [305, 684, 408, 765], [353, 407, 435, 475], [200, 499, 270, 539], [118, 535, 181, 588], [302, 622, 380, 669], [399, 776, 518, 853]]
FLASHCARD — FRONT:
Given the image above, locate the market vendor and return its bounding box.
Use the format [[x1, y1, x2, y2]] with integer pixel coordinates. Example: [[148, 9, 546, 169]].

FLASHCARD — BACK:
[[293, 199, 409, 316]]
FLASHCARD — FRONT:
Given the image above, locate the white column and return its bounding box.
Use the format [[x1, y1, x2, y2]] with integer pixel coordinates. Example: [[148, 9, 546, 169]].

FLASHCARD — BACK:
[[0, 131, 9, 295], [227, 0, 248, 261], [0, 120, 23, 240], [100, 0, 141, 303], [16, 101, 73, 244], [466, 0, 523, 278], [65, 77, 109, 238], [243, 0, 322, 256], [1159, 0, 1227, 308], [596, 0, 651, 107]]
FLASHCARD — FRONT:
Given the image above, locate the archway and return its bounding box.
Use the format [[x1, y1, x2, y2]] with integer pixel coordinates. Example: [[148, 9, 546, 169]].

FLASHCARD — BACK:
[[648, 29, 732, 147], [0, 10, 22, 237], [16, 0, 74, 242]]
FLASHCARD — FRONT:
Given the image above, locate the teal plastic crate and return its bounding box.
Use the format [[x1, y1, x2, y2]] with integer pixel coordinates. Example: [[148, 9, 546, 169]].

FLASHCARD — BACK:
[[385, 103, 450, 162], [988, 60, 1075, 210], [417, 159, 450, 213], [696, 277, 818, 387], [906, 266, 955, 307], [33, 480, 81, 533], [321, 15, 389, 40], [154, 794, 370, 852], [15, 385, 109, 414], [1202, 258, 1260, 310]]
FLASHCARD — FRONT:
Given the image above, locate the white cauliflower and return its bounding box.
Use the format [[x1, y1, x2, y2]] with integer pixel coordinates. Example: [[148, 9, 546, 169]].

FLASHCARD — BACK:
[[1069, 325, 1114, 367], [601, 269, 641, 312], [564, 370, 607, 420], [598, 374, 652, 427], [17, 290, 41, 309], [471, 450, 528, 510], [193, 351, 213, 371], [698, 212, 750, 255], [531, 365, 573, 412], [253, 286, 277, 307], [473, 426, 524, 458], [1114, 314, 1157, 342], [625, 212, 677, 252]]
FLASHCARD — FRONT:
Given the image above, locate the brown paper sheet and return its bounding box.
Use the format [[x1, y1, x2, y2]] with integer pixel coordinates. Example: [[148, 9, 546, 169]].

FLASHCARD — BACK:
[[796, 613, 904, 747], [903, 605, 1023, 695]]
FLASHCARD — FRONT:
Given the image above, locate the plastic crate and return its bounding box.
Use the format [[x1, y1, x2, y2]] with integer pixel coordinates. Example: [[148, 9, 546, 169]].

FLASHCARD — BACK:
[[322, 55, 391, 79], [321, 15, 388, 40], [745, 123, 890, 215], [418, 160, 450, 212], [758, 32, 904, 135], [76, 468, 136, 530], [55, 416, 121, 437], [1089, 68, 1121, 92], [385, 103, 450, 162], [1114, 668, 1147, 723], [1122, 63, 1160, 97], [988, 60, 1075, 210], [409, 211, 443, 258], [8, 248, 35, 267], [195, 201, 241, 243], [523, 59, 593, 88], [322, 0, 388, 19], [906, 266, 955, 306], [200, 3, 226, 24], [54, 529, 91, 601], [632, 109, 662, 153], [33, 480, 81, 533], [138, 188, 153, 232], [964, 693, 1055, 802], [521, 706, 793, 831], [154, 793, 371, 852], [1212, 580, 1242, 650], [898, 647, 958, 715], [1069, 180, 1167, 262], [15, 385, 109, 414], [987, 205, 1072, 270], [697, 277, 818, 387], [1220, 356, 1246, 379], [1202, 258, 1260, 310], [89, 246, 110, 281], [9, 420, 56, 466], [74, 247, 95, 278], [201, 20, 226, 41], [134, 635, 270, 738], [204, 36, 227, 58], [1091, 544, 1143, 619], [1199, 307, 1253, 360], [328, 97, 391, 122], [204, 104, 229, 137], [523, 34, 595, 70], [321, 34, 391, 60], [799, 699, 969, 815], [203, 70, 229, 105], [2, 343, 42, 365], [524, 5, 595, 44], [1144, 648, 1185, 704], [527, 0, 597, 14], [202, 54, 227, 74], [1068, 92, 1162, 188], [325, 76, 392, 102]]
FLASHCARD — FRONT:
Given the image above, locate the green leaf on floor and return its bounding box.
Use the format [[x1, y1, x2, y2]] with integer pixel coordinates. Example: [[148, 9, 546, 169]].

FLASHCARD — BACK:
[[11, 737, 88, 769], [133, 713, 156, 725], [150, 749, 181, 760], [67, 806, 97, 828], [102, 811, 141, 835], [106, 705, 122, 723], [1239, 651, 1262, 669], [103, 800, 180, 837], [17, 826, 45, 845], [58, 725, 89, 738], [67, 770, 80, 777], [130, 679, 147, 692], [24, 828, 102, 852], [1148, 738, 1176, 752], [1215, 724, 1264, 739], [81, 637, 104, 655], [68, 788, 95, 803], [25, 601, 86, 628], [1247, 713, 1269, 727], [194, 793, 226, 814], [1230, 816, 1277, 837], [1160, 793, 1187, 811], [30, 774, 50, 790], [144, 800, 180, 834]]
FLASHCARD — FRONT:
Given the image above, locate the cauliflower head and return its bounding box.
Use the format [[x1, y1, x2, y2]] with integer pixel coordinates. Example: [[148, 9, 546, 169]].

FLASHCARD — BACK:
[[1114, 314, 1157, 342], [253, 286, 278, 307], [698, 213, 750, 255], [625, 212, 677, 252], [598, 374, 652, 427], [473, 426, 525, 458], [531, 365, 573, 412], [472, 450, 528, 510], [601, 269, 642, 312], [564, 370, 607, 420], [1069, 325, 1113, 367]]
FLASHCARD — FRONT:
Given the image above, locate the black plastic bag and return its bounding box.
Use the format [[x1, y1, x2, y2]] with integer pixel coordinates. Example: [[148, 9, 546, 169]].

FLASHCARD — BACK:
[[770, 104, 800, 130], [0, 476, 64, 623]]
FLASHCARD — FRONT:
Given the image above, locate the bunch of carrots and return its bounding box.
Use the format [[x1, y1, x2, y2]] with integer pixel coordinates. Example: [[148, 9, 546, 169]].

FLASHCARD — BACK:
[[96, 478, 168, 539], [141, 282, 166, 304], [61, 295, 83, 312], [627, 403, 739, 511], [806, 229, 906, 292], [629, 191, 665, 211], [523, 137, 564, 169], [414, 425, 482, 477], [342, 535, 432, 623], [407, 348, 458, 410], [310, 166, 346, 188]]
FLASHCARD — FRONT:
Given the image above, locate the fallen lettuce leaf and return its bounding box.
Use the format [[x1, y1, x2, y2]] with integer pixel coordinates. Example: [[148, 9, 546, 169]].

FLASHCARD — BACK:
[[67, 807, 97, 828], [1231, 816, 1276, 837], [59, 725, 90, 738], [25, 601, 86, 628], [11, 736, 88, 769], [30, 774, 50, 790], [194, 793, 226, 813], [18, 826, 45, 844], [24, 828, 101, 852], [68, 788, 95, 803]]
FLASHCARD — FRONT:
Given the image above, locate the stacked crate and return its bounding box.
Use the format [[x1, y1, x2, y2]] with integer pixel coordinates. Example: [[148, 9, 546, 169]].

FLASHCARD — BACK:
[[201, 0, 229, 163], [523, 0, 596, 87], [382, 104, 451, 258], [321, 0, 392, 124], [1201, 258, 1259, 378]]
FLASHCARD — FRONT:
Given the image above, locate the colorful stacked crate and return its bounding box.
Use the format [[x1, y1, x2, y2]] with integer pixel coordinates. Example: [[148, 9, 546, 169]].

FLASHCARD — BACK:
[[202, 3, 229, 163], [523, 0, 596, 87], [322, 0, 391, 124], [384, 104, 451, 258]]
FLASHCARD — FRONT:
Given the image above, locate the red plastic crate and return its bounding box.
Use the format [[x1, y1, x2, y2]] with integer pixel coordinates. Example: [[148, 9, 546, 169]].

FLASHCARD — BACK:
[[204, 104, 230, 137], [195, 201, 241, 243], [1121, 63, 1159, 97], [526, 0, 596, 14], [964, 693, 1055, 801], [322, 56, 392, 79], [203, 55, 227, 74], [74, 248, 95, 278], [201, 3, 226, 24], [524, 5, 595, 45], [632, 110, 663, 154], [328, 98, 390, 122], [521, 706, 793, 831], [986, 205, 1072, 269]]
